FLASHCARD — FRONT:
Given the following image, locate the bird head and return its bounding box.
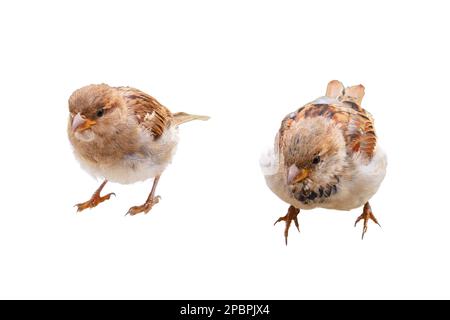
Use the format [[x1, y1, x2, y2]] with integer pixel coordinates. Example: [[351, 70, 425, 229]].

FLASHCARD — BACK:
[[282, 117, 347, 202], [68, 84, 126, 142]]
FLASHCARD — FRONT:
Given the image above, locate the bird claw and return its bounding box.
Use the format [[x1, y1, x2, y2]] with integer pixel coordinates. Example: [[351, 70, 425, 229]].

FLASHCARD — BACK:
[[125, 196, 161, 216], [274, 206, 300, 245], [354, 202, 381, 239], [75, 192, 116, 212]]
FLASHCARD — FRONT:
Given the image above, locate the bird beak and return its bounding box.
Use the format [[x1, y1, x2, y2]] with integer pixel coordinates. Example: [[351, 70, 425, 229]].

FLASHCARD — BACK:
[[287, 165, 310, 184], [72, 113, 96, 132]]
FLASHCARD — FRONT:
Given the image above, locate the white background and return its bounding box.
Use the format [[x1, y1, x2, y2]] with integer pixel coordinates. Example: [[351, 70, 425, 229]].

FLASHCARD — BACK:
[[0, 0, 449, 299]]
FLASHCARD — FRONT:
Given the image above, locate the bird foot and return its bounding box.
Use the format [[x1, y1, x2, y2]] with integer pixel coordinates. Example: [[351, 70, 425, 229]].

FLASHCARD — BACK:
[[75, 192, 115, 212], [126, 196, 161, 216], [274, 206, 300, 245], [354, 202, 381, 239]]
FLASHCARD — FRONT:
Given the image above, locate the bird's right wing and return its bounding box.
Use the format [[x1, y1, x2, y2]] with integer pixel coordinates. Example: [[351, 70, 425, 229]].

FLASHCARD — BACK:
[[119, 87, 173, 138]]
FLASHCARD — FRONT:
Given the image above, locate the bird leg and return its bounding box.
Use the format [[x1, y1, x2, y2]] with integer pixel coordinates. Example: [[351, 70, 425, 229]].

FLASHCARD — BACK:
[[75, 180, 115, 212], [274, 205, 300, 245], [126, 176, 161, 216], [354, 202, 381, 239]]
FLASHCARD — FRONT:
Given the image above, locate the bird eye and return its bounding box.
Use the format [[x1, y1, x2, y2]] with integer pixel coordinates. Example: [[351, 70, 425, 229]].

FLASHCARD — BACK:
[[312, 156, 321, 165], [96, 109, 104, 118]]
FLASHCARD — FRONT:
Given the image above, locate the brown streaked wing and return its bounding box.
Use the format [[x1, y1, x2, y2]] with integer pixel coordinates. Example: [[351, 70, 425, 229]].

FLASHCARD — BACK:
[[346, 108, 377, 160], [119, 87, 173, 138]]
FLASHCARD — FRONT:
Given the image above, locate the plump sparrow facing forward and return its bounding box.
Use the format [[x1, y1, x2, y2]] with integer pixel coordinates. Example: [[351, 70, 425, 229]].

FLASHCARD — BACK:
[[261, 80, 387, 243], [68, 84, 209, 215]]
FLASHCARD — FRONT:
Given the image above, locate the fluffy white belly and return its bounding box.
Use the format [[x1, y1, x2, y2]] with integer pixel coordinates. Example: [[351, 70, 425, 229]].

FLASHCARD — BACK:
[[76, 155, 170, 184], [326, 149, 387, 210], [260, 146, 387, 211], [75, 126, 179, 184]]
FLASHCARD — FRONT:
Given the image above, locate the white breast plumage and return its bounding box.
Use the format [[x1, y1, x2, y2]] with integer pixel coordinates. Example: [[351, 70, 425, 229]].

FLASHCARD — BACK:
[[260, 144, 387, 211], [74, 126, 179, 184]]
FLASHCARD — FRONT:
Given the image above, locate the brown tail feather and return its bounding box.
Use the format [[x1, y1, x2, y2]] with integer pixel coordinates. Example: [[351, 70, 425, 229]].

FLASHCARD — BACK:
[[326, 80, 365, 106], [326, 80, 345, 98], [343, 84, 365, 106], [172, 112, 210, 126]]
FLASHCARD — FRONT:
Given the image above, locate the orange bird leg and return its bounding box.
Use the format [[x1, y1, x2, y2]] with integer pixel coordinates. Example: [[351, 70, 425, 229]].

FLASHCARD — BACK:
[[126, 175, 161, 216], [274, 205, 300, 245], [354, 202, 381, 239], [75, 180, 115, 212]]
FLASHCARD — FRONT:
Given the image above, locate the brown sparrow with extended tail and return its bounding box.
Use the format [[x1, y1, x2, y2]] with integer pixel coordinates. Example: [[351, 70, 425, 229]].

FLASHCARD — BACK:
[[68, 84, 209, 215]]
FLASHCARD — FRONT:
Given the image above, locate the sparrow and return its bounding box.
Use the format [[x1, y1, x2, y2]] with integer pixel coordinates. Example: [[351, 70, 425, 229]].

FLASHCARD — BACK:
[[67, 84, 209, 215], [260, 80, 387, 243]]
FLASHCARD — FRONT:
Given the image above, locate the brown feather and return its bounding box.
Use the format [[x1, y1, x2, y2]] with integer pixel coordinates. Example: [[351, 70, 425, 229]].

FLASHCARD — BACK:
[[172, 112, 210, 126], [119, 87, 173, 138], [325, 80, 345, 98], [342, 84, 365, 107], [325, 80, 365, 108]]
